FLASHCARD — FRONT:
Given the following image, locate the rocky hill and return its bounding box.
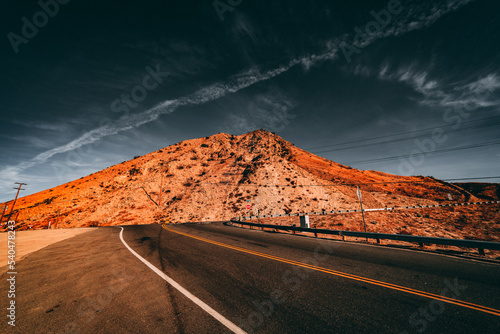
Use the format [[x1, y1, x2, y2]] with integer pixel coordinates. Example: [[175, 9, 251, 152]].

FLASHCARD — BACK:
[[2, 130, 498, 242]]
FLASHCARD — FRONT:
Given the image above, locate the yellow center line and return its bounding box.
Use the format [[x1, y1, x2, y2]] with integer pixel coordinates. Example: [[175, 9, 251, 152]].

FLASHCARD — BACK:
[[162, 225, 500, 317]]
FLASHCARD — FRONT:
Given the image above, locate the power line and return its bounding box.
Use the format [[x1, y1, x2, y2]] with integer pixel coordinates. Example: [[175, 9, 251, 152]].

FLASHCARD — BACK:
[[310, 121, 500, 154], [304, 115, 500, 152], [345, 140, 500, 165]]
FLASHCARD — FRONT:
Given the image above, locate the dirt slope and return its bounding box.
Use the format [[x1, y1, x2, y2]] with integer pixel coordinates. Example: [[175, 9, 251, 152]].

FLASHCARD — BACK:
[[2, 130, 498, 242]]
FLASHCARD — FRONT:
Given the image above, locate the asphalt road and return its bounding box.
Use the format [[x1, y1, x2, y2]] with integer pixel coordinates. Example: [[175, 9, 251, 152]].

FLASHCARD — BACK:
[[1, 222, 499, 333]]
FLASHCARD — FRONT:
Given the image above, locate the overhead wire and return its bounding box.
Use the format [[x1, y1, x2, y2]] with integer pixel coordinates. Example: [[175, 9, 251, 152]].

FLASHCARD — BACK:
[[345, 140, 500, 165], [311, 120, 500, 154], [304, 114, 500, 152]]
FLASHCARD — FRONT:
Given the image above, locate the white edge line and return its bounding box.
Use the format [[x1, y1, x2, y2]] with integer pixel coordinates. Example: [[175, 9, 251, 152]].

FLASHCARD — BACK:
[[119, 227, 247, 334]]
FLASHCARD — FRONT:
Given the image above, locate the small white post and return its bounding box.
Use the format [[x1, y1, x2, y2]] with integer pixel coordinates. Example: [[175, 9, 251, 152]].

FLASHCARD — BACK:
[[300, 215, 310, 228]]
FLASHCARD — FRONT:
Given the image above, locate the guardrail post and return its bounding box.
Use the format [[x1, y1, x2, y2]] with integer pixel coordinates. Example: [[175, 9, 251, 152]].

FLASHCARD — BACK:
[[228, 220, 500, 253]]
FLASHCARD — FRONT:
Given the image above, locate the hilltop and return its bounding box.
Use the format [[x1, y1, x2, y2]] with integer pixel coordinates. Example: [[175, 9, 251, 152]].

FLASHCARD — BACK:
[[3, 130, 499, 241]]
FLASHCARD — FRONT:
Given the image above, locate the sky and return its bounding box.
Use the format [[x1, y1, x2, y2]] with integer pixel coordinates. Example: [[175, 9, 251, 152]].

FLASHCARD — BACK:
[[1, 0, 499, 202]]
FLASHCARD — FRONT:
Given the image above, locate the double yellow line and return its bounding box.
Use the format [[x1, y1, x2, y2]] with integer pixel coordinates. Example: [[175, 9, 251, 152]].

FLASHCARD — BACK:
[[162, 225, 500, 317]]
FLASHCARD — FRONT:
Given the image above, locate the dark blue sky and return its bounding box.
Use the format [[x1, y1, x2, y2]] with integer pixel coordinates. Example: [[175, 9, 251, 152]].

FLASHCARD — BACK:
[[1, 0, 499, 201]]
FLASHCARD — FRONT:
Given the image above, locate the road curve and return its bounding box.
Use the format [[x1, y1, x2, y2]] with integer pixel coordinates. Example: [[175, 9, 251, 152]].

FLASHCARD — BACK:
[[1, 222, 499, 333]]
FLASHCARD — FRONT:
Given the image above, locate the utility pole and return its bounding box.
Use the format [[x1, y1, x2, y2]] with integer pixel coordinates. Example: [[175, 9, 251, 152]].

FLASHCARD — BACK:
[[6, 182, 27, 222], [357, 186, 368, 240], [55, 209, 61, 228], [158, 169, 165, 209], [0, 202, 10, 225]]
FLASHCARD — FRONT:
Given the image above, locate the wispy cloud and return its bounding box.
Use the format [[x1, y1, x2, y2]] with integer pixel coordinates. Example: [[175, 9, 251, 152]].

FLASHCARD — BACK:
[[2, 0, 475, 179], [378, 65, 500, 109], [4, 64, 294, 174]]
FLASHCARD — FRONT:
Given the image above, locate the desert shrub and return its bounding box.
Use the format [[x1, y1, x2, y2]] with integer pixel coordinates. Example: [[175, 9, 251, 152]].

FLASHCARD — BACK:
[[133, 155, 141, 159], [128, 167, 141, 176], [201, 143, 209, 147], [43, 197, 56, 205]]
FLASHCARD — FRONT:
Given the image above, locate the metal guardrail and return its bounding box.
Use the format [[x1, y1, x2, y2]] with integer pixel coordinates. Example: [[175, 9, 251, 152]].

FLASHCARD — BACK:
[[228, 220, 500, 255], [237, 200, 500, 220]]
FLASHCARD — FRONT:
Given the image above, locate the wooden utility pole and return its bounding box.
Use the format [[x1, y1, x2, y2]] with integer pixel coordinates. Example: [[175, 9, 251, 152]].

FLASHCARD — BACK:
[[158, 170, 165, 209], [6, 182, 27, 222], [0, 202, 10, 225], [357, 186, 368, 240]]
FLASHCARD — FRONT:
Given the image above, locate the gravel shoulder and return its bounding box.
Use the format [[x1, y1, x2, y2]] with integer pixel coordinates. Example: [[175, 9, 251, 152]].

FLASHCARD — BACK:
[[0, 228, 97, 269]]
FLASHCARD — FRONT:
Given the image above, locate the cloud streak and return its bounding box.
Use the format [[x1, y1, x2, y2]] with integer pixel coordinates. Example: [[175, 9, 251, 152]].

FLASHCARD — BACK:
[[378, 65, 500, 110], [2, 0, 475, 178]]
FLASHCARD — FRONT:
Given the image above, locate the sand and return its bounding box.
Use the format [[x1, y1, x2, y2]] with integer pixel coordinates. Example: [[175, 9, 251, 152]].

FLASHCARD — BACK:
[[0, 227, 97, 268]]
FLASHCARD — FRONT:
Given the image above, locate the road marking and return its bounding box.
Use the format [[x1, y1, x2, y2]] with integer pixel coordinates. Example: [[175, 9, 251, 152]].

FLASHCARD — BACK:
[[163, 225, 500, 317], [119, 227, 247, 334]]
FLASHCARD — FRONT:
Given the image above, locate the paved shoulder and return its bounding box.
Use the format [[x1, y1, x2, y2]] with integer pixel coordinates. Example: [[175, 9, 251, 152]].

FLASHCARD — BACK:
[[0, 226, 228, 334]]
